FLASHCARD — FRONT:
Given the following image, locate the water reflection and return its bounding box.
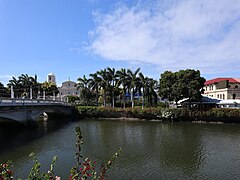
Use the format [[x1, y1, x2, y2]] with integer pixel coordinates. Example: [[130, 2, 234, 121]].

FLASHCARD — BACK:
[[1, 119, 240, 179]]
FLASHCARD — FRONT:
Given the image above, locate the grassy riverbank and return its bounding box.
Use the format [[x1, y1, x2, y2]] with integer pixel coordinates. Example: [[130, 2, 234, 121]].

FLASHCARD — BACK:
[[76, 106, 240, 123]]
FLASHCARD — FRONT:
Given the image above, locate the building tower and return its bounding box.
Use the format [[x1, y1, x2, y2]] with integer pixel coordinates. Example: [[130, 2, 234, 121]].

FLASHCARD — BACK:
[[47, 73, 56, 84]]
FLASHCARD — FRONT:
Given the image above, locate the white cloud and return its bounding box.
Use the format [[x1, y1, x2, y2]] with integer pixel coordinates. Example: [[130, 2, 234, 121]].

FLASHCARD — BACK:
[[87, 0, 240, 73]]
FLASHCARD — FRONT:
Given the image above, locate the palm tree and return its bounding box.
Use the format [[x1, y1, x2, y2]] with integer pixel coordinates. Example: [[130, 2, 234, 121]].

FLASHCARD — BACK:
[[127, 68, 141, 108], [41, 81, 59, 97], [138, 72, 147, 109], [107, 67, 118, 108], [116, 68, 129, 108], [8, 76, 22, 98], [18, 74, 39, 98], [89, 72, 101, 106], [145, 78, 158, 106], [97, 69, 110, 107], [76, 75, 91, 105]]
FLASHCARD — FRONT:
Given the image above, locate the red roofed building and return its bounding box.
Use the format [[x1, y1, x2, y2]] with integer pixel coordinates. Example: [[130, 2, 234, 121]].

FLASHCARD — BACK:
[[203, 78, 240, 100]]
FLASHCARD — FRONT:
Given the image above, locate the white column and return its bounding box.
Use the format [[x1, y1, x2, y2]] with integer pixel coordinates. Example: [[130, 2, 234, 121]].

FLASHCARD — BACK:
[[53, 92, 55, 101], [43, 91, 46, 100], [11, 85, 14, 99], [30, 87, 33, 99]]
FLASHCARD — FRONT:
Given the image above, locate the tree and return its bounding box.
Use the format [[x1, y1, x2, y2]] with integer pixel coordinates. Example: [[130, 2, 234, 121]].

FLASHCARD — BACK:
[[76, 75, 91, 105], [159, 71, 176, 102], [116, 68, 129, 108], [159, 69, 206, 106], [138, 72, 146, 109], [97, 69, 110, 107], [107, 67, 119, 108], [127, 68, 141, 108], [41, 81, 59, 97], [7, 76, 22, 98], [0, 82, 9, 97], [89, 73, 102, 106]]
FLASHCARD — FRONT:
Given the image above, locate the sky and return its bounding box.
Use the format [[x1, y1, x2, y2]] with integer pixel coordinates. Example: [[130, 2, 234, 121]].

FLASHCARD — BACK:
[[0, 0, 240, 86]]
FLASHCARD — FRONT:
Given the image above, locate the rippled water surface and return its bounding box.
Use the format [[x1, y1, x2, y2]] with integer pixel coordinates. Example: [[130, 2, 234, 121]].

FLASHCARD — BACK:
[[1, 119, 240, 179]]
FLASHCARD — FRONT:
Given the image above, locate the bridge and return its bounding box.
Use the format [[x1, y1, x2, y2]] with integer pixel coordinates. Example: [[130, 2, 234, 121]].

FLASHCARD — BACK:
[[0, 98, 76, 126]]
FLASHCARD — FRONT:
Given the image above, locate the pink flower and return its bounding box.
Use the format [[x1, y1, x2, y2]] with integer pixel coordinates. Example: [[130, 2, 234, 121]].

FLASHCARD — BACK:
[[55, 176, 61, 180]]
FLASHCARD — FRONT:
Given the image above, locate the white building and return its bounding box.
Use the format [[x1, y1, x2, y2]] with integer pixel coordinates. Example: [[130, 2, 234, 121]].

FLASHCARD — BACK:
[[47, 73, 56, 84], [58, 80, 80, 101], [203, 78, 240, 100]]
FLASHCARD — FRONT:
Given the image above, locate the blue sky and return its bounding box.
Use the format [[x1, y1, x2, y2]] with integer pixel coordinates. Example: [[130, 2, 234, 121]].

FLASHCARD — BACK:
[[0, 0, 240, 86]]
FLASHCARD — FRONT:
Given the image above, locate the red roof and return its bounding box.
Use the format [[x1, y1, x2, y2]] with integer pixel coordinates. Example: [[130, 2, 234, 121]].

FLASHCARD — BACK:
[[205, 78, 240, 85]]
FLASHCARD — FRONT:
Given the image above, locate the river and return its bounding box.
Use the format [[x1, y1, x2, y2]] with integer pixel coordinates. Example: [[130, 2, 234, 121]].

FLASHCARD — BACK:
[[1, 118, 240, 179]]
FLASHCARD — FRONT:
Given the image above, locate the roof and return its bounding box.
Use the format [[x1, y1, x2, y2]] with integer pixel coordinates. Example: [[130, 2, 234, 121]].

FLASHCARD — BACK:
[[217, 99, 240, 105], [177, 95, 221, 104], [204, 78, 240, 85], [48, 73, 55, 76]]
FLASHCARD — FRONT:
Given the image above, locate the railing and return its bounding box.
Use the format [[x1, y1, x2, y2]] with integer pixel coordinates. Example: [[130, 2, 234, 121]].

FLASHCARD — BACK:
[[0, 98, 72, 106]]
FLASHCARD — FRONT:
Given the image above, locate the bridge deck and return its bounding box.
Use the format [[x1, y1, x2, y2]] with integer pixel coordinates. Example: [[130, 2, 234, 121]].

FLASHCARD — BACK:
[[0, 99, 72, 107]]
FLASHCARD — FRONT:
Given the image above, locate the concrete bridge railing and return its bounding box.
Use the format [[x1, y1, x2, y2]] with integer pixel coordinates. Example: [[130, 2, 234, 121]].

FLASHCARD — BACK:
[[0, 98, 71, 107], [0, 98, 75, 126]]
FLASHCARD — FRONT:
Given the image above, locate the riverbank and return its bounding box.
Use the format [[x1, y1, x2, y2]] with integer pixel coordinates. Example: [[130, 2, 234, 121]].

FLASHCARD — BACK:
[[76, 106, 240, 124]]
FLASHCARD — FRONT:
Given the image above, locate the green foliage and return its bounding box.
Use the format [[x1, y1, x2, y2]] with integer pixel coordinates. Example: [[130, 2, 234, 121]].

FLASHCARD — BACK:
[[27, 152, 58, 180], [159, 69, 206, 103], [67, 95, 80, 103]]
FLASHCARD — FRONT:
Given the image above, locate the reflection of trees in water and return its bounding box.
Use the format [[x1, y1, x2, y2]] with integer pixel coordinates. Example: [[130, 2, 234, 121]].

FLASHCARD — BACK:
[[80, 120, 207, 178]]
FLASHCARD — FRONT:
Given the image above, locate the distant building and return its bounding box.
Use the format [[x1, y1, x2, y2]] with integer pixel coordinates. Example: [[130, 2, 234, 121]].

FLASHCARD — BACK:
[[47, 73, 56, 84], [58, 80, 80, 101], [203, 78, 240, 100]]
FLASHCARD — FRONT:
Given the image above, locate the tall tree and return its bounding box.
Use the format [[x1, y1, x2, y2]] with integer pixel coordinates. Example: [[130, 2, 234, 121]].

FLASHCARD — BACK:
[[159, 71, 177, 102], [97, 69, 110, 107], [8, 76, 22, 98], [89, 72, 102, 106], [76, 75, 91, 105], [41, 81, 59, 97], [127, 68, 141, 108], [116, 68, 129, 108], [159, 69, 205, 105], [107, 67, 119, 108]]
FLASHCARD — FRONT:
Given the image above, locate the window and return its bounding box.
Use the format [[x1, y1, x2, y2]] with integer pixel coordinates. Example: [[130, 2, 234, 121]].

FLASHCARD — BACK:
[[233, 93, 236, 99], [68, 83, 71, 87], [49, 77, 51, 80], [220, 94, 222, 99], [217, 94, 219, 98], [223, 94, 225, 100], [235, 85, 238, 88]]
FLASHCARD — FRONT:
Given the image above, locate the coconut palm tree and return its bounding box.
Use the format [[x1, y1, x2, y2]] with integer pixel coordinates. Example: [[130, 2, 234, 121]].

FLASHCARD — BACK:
[[116, 68, 129, 108], [145, 78, 158, 106], [89, 72, 102, 106], [76, 75, 91, 105], [8, 76, 22, 98], [107, 67, 119, 108], [127, 68, 141, 108], [138, 72, 147, 109], [97, 69, 110, 107]]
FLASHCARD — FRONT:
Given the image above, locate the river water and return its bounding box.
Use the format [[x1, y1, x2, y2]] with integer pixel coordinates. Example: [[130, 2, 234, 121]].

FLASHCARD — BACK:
[[1, 118, 240, 179]]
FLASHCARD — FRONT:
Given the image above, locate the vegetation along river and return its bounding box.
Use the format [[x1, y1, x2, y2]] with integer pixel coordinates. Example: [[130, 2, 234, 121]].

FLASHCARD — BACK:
[[1, 118, 240, 180]]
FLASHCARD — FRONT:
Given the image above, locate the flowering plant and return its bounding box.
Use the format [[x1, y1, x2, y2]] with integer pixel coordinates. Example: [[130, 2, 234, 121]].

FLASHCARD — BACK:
[[0, 126, 121, 180]]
